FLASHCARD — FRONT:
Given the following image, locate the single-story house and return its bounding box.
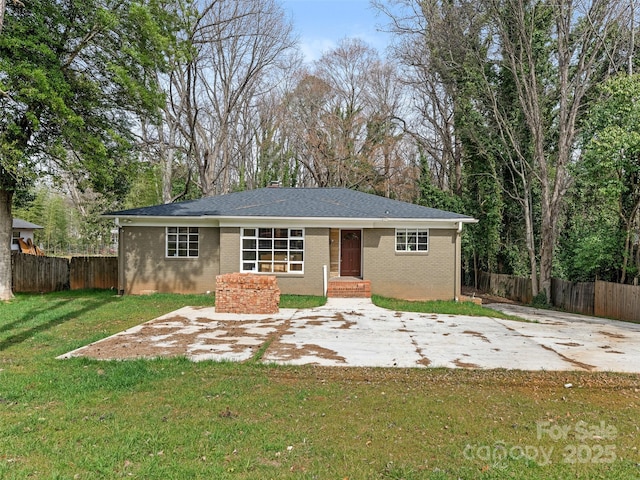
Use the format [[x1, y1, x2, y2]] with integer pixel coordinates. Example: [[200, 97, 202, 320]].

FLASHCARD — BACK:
[[105, 187, 477, 301], [12, 218, 43, 252]]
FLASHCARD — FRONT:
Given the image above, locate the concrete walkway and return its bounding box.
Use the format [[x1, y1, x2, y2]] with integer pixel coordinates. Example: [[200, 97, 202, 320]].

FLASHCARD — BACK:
[[59, 298, 640, 372]]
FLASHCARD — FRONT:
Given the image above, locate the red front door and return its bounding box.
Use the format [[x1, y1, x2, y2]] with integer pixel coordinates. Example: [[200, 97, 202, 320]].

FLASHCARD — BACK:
[[340, 230, 362, 277]]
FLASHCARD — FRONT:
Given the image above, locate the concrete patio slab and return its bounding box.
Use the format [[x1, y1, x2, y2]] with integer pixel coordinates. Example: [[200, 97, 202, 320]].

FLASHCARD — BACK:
[[58, 299, 640, 372]]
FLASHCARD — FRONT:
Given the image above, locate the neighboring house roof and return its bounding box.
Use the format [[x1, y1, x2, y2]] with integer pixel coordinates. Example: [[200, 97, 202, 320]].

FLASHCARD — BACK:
[[12, 218, 43, 230], [106, 187, 476, 223]]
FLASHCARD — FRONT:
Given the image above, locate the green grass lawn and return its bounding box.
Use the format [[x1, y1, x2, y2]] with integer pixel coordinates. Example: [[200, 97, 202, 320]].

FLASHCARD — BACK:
[[1, 291, 639, 479], [372, 295, 523, 320]]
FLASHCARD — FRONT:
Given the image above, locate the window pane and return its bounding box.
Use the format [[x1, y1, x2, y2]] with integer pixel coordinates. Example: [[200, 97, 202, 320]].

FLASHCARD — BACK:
[[259, 228, 272, 238], [290, 263, 303, 272], [168, 227, 177, 234], [189, 227, 198, 234], [178, 227, 188, 234], [168, 248, 176, 256], [243, 262, 256, 271], [273, 263, 287, 272], [274, 228, 288, 238], [274, 251, 287, 261], [243, 239, 256, 250], [243, 251, 256, 261], [290, 252, 303, 261], [290, 229, 303, 237], [290, 239, 303, 250], [259, 252, 273, 261], [243, 228, 256, 237], [274, 239, 288, 249], [258, 239, 272, 250], [259, 262, 272, 272]]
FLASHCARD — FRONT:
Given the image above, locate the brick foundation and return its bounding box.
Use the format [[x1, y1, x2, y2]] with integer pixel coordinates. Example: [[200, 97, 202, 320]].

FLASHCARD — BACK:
[[215, 273, 280, 314]]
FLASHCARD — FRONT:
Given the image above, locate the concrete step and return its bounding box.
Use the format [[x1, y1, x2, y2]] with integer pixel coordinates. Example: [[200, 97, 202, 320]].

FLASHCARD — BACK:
[[327, 279, 371, 298]]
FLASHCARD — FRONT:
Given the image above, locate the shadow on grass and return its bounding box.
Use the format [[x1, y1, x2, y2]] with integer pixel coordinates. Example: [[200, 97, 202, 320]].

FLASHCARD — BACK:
[[0, 293, 113, 351]]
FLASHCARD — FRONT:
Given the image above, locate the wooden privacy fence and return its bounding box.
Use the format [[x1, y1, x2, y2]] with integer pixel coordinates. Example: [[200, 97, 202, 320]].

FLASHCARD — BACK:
[[479, 271, 640, 323], [478, 271, 533, 304], [11, 252, 118, 293], [595, 280, 640, 323], [551, 278, 595, 316], [70, 256, 118, 290], [12, 253, 69, 293]]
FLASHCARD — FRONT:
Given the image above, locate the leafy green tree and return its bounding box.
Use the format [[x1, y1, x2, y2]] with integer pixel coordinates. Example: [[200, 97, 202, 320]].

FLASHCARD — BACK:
[[581, 73, 640, 283], [0, 0, 172, 299]]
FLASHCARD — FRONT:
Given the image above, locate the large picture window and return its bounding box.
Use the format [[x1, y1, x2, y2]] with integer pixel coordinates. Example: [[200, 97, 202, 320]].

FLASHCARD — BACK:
[[166, 227, 199, 257], [395, 228, 428, 252], [241, 228, 304, 273]]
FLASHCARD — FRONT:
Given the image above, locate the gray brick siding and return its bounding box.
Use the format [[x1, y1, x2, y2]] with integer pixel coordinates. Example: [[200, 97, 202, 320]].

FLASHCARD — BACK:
[[121, 226, 220, 294], [363, 228, 458, 300]]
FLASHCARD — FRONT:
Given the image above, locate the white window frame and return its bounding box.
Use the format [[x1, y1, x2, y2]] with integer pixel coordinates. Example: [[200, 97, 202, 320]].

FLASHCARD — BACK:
[[12, 231, 20, 246], [166, 227, 199, 258], [240, 227, 304, 274], [395, 228, 429, 252]]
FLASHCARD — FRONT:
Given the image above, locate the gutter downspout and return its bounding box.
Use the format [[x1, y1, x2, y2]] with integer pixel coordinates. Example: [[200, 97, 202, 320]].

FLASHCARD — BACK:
[[116, 218, 125, 295], [455, 222, 462, 302], [323, 265, 328, 296]]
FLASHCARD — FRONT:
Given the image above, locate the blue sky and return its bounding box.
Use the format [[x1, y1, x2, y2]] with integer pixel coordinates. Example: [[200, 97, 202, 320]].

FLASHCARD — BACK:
[[280, 0, 391, 62]]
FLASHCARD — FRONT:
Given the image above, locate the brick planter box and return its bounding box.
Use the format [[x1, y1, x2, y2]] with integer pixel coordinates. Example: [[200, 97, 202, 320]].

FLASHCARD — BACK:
[[215, 273, 280, 314]]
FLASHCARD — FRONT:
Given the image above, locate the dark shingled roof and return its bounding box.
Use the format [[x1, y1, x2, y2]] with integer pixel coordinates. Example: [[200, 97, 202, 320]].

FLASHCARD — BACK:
[[12, 218, 43, 229], [107, 187, 474, 221]]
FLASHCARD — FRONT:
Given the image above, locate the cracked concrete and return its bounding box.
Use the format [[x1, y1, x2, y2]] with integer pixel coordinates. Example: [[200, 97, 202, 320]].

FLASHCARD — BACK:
[[58, 298, 640, 372]]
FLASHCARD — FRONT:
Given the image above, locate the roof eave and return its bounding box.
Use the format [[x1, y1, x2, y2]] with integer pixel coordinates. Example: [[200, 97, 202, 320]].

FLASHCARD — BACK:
[[106, 214, 478, 229]]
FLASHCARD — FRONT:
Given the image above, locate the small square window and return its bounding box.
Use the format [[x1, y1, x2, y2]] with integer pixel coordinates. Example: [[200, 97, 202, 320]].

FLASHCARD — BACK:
[[166, 227, 199, 257], [396, 228, 428, 253]]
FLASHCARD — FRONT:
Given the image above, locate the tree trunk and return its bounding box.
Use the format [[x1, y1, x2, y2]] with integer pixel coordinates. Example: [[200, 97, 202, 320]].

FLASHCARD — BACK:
[[539, 213, 554, 300], [0, 188, 14, 301], [0, 0, 6, 33], [523, 189, 539, 298]]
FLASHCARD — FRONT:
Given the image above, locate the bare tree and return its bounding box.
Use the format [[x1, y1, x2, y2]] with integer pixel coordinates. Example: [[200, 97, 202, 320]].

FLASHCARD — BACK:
[[190, 0, 297, 196], [143, 0, 297, 199], [379, 0, 626, 299], [285, 38, 410, 193]]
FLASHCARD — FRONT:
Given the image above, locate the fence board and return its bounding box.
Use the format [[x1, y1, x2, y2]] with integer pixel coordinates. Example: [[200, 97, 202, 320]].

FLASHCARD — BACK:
[[70, 256, 118, 290], [478, 271, 491, 293], [551, 278, 595, 316], [595, 280, 640, 323], [12, 253, 118, 293], [11, 252, 69, 292], [479, 271, 640, 323], [482, 272, 533, 304]]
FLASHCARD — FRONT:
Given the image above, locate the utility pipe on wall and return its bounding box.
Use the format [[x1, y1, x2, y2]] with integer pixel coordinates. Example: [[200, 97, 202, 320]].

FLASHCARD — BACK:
[[323, 265, 328, 296]]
